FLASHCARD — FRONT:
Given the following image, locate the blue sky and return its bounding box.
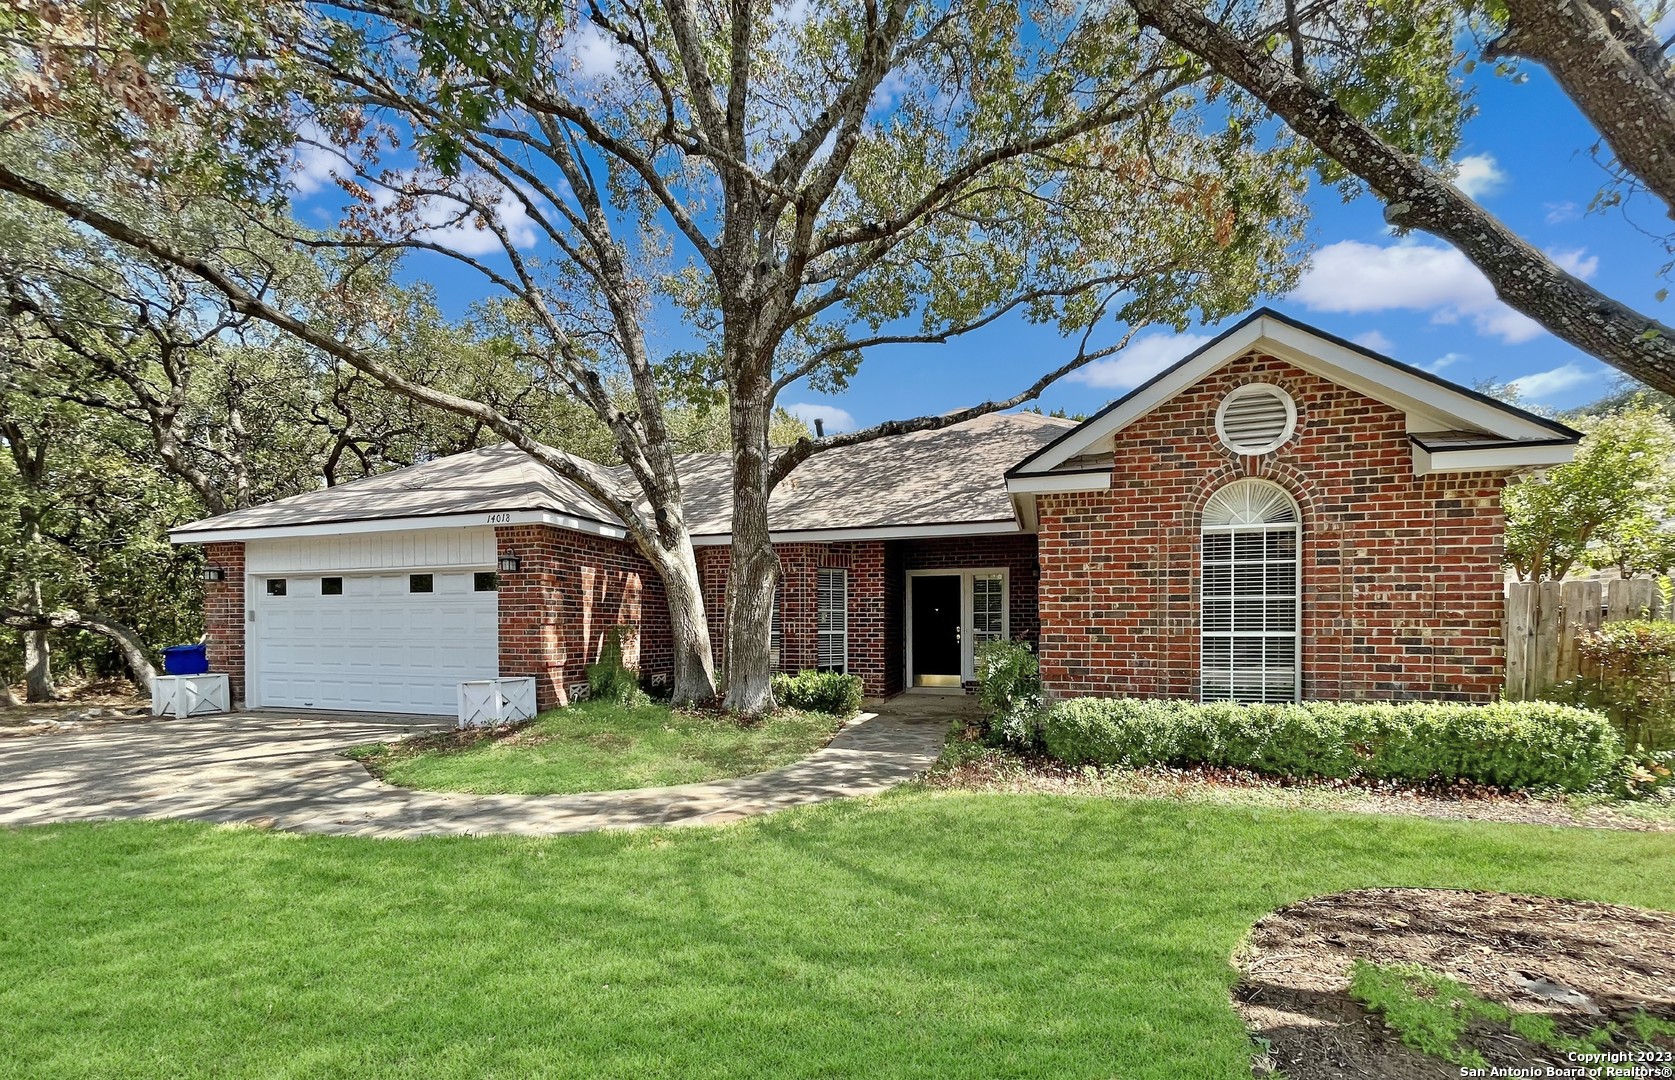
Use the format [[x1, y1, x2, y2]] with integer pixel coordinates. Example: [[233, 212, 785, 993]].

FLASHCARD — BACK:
[[292, 55, 1661, 435]]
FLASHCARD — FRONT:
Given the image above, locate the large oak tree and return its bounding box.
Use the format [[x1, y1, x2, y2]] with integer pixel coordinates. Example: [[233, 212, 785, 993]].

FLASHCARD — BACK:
[[2, 0, 1310, 709]]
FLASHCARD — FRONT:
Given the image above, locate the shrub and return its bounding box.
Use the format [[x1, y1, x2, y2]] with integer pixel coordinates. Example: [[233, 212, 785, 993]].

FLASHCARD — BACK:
[[586, 626, 648, 707], [772, 670, 863, 715], [1548, 620, 1675, 752], [974, 639, 1045, 746], [1037, 697, 1622, 792]]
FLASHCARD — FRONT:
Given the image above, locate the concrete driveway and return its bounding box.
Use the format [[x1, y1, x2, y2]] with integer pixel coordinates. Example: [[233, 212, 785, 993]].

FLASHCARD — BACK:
[[0, 703, 951, 838]]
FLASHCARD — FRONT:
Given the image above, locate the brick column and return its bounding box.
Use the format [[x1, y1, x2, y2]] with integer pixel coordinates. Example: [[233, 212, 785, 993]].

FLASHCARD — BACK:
[[202, 541, 246, 703], [496, 525, 567, 710]]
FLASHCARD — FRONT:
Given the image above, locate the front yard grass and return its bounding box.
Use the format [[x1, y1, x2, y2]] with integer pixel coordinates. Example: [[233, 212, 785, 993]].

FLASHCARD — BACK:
[[2, 792, 1673, 1079], [346, 698, 846, 795]]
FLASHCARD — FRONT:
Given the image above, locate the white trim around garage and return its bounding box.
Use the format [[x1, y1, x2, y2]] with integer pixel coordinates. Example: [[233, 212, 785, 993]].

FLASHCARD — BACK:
[[170, 507, 628, 545]]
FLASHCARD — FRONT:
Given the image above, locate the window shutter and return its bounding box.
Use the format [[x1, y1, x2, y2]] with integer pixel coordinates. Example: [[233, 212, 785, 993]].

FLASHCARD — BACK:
[[816, 568, 847, 673]]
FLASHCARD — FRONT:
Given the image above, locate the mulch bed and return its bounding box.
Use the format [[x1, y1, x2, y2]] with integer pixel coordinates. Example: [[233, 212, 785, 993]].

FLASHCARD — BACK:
[[1236, 889, 1675, 1079], [931, 745, 1675, 831]]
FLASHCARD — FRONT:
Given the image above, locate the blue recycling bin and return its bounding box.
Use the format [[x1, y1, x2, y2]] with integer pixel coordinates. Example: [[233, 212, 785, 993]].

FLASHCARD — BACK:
[[161, 644, 209, 676]]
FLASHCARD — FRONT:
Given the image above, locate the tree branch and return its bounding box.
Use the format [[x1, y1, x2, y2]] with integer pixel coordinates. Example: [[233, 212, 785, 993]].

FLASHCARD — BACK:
[[1127, 0, 1675, 393]]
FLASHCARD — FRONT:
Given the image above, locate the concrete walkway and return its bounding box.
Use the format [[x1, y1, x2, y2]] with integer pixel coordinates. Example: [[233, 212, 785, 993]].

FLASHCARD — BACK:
[[0, 695, 964, 838]]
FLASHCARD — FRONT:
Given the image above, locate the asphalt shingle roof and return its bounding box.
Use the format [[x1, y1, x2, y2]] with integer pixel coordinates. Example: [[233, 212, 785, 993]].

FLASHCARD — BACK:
[[171, 411, 1076, 539]]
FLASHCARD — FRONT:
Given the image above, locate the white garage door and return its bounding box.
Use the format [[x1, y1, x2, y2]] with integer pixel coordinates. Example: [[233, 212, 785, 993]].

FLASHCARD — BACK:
[[253, 570, 499, 714]]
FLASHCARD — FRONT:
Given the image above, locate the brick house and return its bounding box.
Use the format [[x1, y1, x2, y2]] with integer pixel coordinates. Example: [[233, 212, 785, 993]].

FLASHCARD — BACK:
[[171, 310, 1579, 714]]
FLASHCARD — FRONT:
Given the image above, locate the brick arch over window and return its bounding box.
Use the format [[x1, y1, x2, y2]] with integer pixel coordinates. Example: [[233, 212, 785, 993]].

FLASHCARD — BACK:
[[1185, 458, 1318, 529], [1198, 478, 1301, 703]]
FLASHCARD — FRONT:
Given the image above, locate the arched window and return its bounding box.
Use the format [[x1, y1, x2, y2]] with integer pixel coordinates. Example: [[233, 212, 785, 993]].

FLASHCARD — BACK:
[[1200, 479, 1300, 703]]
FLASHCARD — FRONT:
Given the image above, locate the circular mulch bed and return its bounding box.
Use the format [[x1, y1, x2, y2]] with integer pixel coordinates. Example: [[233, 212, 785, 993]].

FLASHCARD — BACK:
[[1235, 889, 1675, 1079]]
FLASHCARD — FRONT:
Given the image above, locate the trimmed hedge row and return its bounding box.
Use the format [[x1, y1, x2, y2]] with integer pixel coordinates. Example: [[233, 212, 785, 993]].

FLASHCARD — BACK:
[[772, 670, 864, 715], [1039, 698, 1623, 793]]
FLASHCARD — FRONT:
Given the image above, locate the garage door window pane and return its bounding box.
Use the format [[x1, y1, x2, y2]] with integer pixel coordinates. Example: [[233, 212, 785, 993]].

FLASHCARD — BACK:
[[474, 572, 498, 592], [267, 579, 286, 597], [321, 577, 343, 595], [409, 574, 433, 594]]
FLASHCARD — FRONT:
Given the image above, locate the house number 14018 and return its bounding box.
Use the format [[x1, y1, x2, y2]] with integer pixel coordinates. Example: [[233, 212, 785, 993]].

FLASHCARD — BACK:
[[486, 513, 512, 524]]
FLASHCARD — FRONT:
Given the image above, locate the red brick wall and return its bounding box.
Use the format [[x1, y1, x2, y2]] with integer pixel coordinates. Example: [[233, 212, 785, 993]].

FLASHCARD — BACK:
[[696, 534, 1040, 696], [698, 540, 893, 695], [1037, 351, 1508, 703], [202, 541, 246, 702], [495, 525, 671, 710]]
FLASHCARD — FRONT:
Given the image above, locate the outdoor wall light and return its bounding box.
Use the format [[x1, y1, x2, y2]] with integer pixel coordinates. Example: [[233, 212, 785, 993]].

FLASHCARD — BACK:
[[498, 555, 522, 573], [200, 566, 227, 583]]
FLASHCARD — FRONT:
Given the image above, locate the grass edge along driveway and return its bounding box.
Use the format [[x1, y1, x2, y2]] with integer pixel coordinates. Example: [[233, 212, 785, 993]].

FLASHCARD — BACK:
[[2, 790, 1671, 1080]]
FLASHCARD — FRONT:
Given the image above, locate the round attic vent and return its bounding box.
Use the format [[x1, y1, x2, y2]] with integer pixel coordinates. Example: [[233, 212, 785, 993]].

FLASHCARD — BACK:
[[1215, 384, 1296, 455]]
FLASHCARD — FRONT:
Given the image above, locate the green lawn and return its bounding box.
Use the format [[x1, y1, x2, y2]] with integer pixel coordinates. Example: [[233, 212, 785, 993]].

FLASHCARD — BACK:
[[345, 699, 844, 795], [2, 793, 1673, 1079]]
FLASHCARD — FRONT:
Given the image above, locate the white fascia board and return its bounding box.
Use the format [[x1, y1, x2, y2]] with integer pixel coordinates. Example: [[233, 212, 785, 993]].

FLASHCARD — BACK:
[[688, 519, 1024, 546], [1016, 314, 1571, 476], [170, 508, 628, 545], [1256, 320, 1564, 442], [1017, 317, 1269, 475], [1005, 471, 1110, 495], [1413, 442, 1578, 476]]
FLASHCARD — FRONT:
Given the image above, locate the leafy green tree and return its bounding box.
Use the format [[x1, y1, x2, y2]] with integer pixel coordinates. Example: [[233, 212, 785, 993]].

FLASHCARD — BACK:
[[0, 0, 1311, 709], [1504, 399, 1675, 581]]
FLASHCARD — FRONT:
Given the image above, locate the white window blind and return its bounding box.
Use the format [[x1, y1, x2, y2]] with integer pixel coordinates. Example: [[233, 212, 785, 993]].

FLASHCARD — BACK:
[[1201, 479, 1300, 703], [972, 574, 1005, 645], [770, 584, 782, 664], [816, 568, 847, 673]]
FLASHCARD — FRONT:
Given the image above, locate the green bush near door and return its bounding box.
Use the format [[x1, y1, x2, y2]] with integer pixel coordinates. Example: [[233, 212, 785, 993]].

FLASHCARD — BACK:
[[772, 670, 863, 715]]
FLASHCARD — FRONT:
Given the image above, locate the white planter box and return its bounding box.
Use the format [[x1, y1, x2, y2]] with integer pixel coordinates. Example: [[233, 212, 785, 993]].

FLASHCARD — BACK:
[[457, 678, 537, 729], [151, 674, 231, 717]]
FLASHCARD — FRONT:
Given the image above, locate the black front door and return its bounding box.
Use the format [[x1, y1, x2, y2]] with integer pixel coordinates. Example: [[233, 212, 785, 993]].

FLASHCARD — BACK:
[[911, 575, 962, 687]]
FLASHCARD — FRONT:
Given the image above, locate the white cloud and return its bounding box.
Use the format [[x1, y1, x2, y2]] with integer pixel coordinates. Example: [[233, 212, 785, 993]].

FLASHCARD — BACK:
[[371, 172, 538, 256], [1071, 332, 1213, 390], [1508, 362, 1594, 400], [1352, 329, 1395, 353], [869, 68, 912, 115], [564, 22, 625, 82], [1551, 247, 1600, 279], [1452, 153, 1507, 199], [288, 123, 350, 196], [786, 402, 856, 434], [1544, 201, 1579, 225], [1426, 352, 1465, 373], [1289, 239, 1599, 345]]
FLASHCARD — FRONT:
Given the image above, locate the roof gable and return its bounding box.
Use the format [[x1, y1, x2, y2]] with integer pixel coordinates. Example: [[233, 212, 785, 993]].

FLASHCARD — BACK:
[[1009, 308, 1581, 479]]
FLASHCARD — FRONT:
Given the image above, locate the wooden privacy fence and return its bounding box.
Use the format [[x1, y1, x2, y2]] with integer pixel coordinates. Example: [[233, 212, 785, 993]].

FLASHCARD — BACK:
[[1504, 578, 1669, 701]]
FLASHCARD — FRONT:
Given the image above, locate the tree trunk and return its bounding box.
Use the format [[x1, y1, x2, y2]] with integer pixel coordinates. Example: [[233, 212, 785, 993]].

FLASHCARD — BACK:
[[23, 628, 55, 702], [0, 680, 19, 708], [722, 387, 781, 714], [644, 540, 719, 705]]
